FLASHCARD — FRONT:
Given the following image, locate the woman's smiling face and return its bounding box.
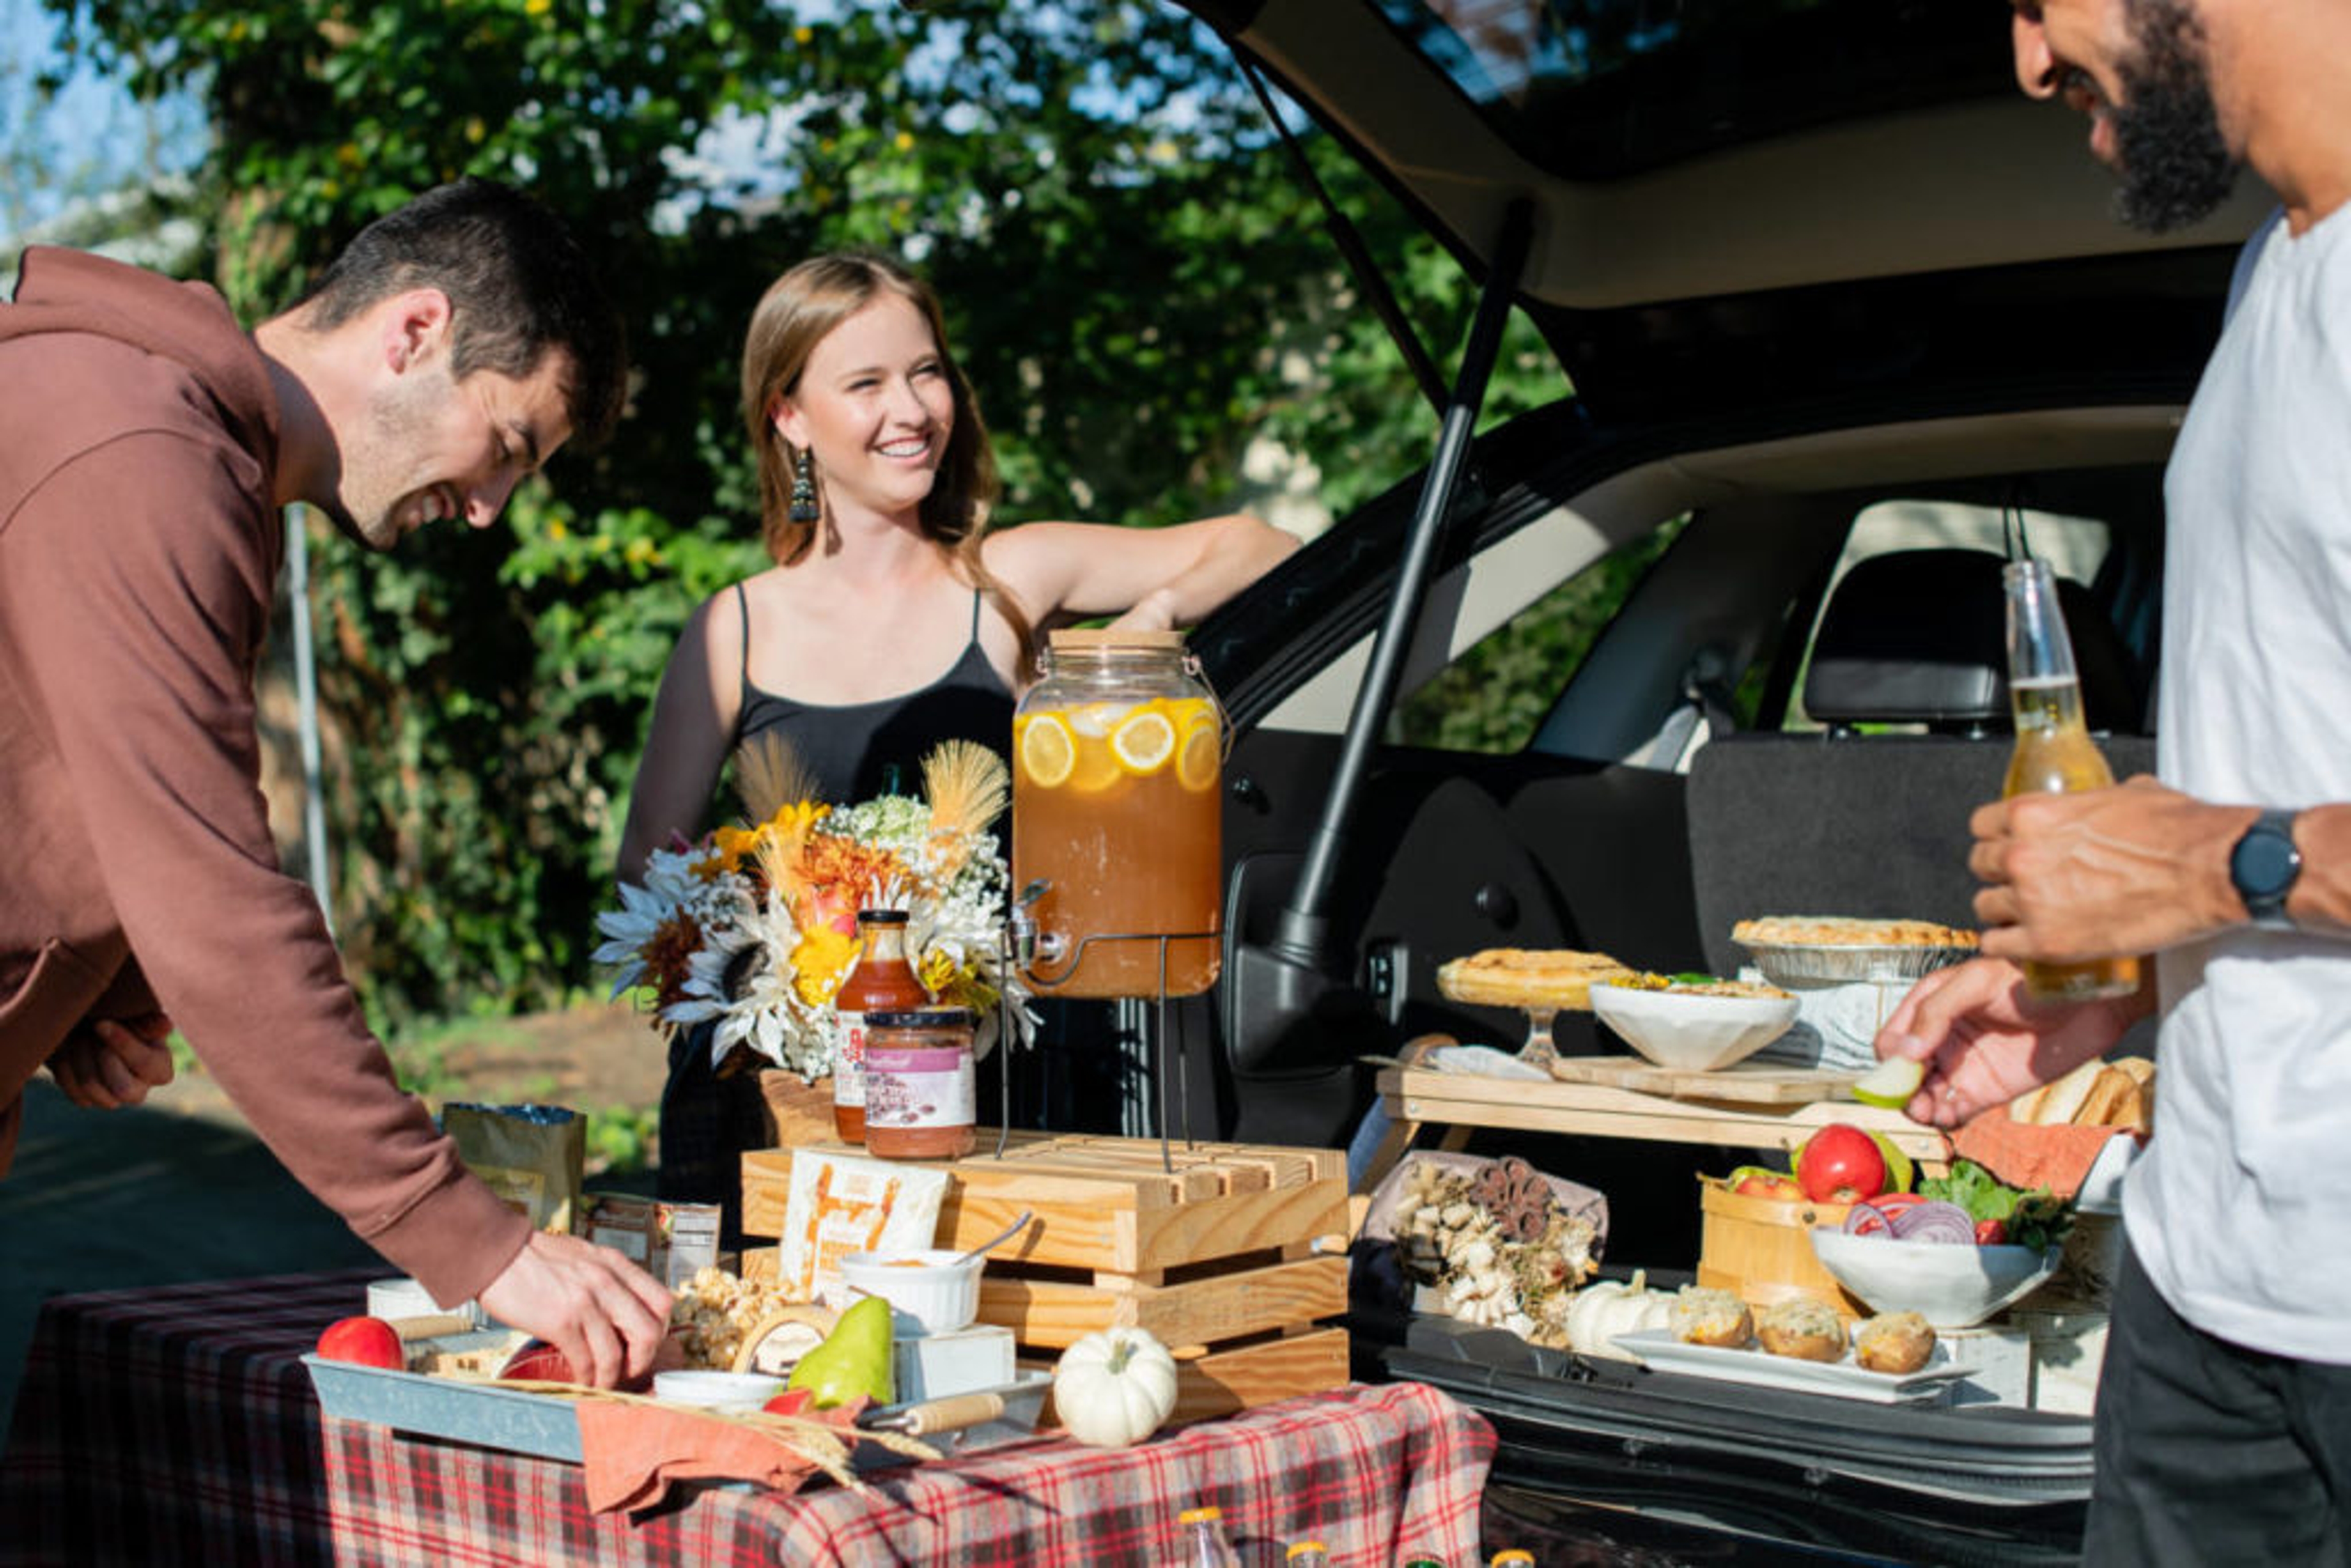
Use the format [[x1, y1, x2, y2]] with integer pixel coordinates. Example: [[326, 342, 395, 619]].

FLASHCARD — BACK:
[[774, 290, 956, 521]]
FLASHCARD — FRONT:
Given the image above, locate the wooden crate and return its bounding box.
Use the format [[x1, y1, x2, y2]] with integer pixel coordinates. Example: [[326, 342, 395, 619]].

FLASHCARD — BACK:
[[740, 1133, 1352, 1420], [1695, 1175, 1869, 1319]]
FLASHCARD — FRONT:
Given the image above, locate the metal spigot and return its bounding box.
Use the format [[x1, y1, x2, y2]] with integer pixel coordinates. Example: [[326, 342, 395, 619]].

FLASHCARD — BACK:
[[1005, 879, 1050, 970]]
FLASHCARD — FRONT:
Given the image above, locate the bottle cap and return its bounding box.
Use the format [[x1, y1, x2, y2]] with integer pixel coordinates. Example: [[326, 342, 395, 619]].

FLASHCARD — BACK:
[[856, 909, 910, 925], [1178, 1506, 1224, 1525], [1286, 1544, 1329, 1559]]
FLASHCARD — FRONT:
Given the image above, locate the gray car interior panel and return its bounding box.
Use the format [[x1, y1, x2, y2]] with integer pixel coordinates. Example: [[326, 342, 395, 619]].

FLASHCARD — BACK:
[[1689, 547, 2154, 979]]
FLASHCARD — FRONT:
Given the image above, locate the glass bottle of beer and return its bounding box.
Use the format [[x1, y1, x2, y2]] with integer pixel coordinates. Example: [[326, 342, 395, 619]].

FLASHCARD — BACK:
[[1170, 1506, 1243, 1568], [2001, 558, 2140, 1002], [831, 910, 931, 1142]]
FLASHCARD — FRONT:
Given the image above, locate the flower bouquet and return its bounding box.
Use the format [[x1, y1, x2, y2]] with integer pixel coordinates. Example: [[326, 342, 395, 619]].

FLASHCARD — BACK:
[[596, 738, 1030, 1080]]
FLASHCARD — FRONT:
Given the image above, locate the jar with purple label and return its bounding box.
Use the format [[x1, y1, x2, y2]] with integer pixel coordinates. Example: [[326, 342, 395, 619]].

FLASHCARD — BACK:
[[861, 1008, 977, 1160]]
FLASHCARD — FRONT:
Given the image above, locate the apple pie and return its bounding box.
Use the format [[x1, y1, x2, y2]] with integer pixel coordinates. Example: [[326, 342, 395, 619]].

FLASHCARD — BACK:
[[1731, 916, 1979, 951], [1436, 948, 1635, 1011]]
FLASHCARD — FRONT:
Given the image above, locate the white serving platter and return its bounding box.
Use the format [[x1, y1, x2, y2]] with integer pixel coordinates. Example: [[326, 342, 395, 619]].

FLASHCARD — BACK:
[[1610, 1330, 1974, 1405]]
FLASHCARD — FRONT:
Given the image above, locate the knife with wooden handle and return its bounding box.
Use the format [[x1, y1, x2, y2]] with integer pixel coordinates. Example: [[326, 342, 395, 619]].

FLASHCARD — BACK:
[[860, 1390, 1005, 1436]]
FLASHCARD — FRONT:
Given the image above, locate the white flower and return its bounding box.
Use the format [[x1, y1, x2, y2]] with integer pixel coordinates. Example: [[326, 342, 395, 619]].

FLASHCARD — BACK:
[[592, 847, 721, 997]]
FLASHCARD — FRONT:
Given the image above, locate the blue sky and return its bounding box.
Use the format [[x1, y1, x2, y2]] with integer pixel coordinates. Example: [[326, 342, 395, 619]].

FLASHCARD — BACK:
[[2, 0, 203, 238]]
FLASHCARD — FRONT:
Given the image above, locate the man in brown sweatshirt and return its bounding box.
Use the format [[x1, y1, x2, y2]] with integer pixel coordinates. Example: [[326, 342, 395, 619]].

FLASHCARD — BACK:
[[0, 179, 671, 1387]]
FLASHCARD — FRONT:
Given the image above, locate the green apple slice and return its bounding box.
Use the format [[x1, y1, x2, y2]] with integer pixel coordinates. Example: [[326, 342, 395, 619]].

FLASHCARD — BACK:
[[1851, 1055, 1926, 1110]]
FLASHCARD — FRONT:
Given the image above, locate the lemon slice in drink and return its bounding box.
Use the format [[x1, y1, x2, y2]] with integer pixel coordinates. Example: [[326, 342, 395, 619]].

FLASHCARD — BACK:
[[1176, 717, 1220, 790], [1110, 708, 1177, 775], [1018, 713, 1076, 787], [1851, 1055, 1925, 1109]]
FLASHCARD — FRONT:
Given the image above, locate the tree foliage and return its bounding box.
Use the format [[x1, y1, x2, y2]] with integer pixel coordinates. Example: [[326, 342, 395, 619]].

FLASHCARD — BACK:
[[46, 0, 1564, 1026]]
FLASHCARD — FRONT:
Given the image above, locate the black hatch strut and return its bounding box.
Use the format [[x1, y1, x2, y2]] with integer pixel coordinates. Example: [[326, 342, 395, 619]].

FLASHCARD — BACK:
[[1225, 198, 1533, 1072], [1232, 53, 1450, 421]]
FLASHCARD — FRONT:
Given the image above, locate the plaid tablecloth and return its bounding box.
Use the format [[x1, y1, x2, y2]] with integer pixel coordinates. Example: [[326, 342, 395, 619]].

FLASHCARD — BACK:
[[1, 1270, 1495, 1567], [0, 1268, 372, 1566]]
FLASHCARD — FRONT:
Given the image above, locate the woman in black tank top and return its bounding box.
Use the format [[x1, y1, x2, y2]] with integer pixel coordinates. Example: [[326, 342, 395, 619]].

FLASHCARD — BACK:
[[611, 252, 1297, 1235], [730, 581, 1014, 803]]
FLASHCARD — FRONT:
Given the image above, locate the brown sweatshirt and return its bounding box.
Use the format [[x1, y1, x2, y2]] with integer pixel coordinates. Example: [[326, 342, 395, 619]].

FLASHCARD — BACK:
[[0, 247, 528, 1305]]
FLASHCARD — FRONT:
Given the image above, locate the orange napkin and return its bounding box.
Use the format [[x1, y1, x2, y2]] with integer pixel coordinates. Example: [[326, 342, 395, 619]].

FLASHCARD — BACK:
[[577, 1395, 872, 1514], [1952, 1106, 2136, 1198]]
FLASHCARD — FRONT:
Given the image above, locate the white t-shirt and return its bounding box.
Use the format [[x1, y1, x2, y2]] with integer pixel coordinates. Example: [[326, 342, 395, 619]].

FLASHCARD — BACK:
[[2135, 204, 2351, 1362]]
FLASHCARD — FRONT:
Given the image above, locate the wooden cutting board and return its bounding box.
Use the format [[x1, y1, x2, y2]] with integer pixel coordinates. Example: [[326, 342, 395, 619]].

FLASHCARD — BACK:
[[1545, 1055, 1861, 1105]]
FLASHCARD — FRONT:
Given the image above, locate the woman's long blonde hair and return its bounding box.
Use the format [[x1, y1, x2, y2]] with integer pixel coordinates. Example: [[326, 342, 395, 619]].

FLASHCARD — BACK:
[[741, 253, 1033, 667]]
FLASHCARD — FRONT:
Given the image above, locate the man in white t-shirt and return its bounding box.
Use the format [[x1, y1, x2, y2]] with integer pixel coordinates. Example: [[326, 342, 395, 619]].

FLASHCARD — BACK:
[[1875, 2, 2351, 1561]]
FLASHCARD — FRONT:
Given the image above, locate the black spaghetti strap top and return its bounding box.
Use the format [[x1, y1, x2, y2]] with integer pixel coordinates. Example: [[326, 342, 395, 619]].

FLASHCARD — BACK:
[[733, 584, 1016, 803]]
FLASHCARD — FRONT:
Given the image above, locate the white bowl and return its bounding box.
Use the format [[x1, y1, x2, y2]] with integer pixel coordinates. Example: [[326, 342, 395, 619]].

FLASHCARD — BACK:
[[840, 1248, 986, 1336], [1590, 982, 1799, 1073], [1810, 1228, 2059, 1329], [653, 1370, 786, 1412]]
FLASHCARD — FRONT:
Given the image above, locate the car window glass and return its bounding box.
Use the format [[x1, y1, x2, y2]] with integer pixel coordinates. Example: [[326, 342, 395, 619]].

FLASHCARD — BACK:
[[1387, 517, 1682, 752], [1765, 500, 2115, 735], [1373, 0, 2008, 181]]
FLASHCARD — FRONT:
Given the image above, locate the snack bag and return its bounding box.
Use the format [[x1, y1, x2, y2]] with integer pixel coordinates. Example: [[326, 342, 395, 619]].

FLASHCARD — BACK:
[[774, 1151, 948, 1307], [443, 1102, 585, 1234], [576, 1193, 722, 1291]]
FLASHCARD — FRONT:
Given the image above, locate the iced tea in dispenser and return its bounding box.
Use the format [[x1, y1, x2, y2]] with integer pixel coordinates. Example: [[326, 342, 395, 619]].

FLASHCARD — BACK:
[[1011, 629, 1223, 996]]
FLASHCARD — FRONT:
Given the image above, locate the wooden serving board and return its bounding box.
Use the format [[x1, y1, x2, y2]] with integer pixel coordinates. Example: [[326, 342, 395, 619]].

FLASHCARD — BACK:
[[1544, 1055, 1861, 1105]]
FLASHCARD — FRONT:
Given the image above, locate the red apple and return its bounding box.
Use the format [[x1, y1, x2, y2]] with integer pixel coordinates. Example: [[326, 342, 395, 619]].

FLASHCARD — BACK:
[[1727, 1165, 1802, 1200], [316, 1316, 405, 1370], [498, 1340, 580, 1384], [1795, 1123, 1888, 1204], [498, 1340, 660, 1392], [762, 1389, 814, 1418]]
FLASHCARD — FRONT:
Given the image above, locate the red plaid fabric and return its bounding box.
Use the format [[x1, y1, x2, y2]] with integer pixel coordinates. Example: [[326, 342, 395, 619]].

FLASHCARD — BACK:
[[0, 1268, 377, 1566], [2, 1270, 1494, 1567]]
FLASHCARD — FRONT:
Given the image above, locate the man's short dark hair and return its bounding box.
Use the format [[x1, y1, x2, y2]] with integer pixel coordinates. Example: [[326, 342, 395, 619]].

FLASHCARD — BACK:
[[299, 178, 627, 448]]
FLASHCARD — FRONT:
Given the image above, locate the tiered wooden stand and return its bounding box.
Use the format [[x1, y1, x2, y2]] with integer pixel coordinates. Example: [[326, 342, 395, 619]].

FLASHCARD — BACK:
[[740, 1133, 1352, 1424]]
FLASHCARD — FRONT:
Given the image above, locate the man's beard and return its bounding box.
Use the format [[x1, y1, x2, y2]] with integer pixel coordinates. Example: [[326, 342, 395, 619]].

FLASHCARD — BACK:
[[321, 370, 441, 552], [2110, 0, 2238, 233]]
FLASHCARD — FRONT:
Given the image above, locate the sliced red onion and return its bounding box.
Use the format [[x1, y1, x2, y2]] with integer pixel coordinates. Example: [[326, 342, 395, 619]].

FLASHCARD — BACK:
[[1884, 1199, 1978, 1245], [1843, 1201, 1893, 1237]]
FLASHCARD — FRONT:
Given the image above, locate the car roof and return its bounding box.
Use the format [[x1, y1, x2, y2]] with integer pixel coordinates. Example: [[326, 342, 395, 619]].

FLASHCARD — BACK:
[[1195, 0, 2272, 312]]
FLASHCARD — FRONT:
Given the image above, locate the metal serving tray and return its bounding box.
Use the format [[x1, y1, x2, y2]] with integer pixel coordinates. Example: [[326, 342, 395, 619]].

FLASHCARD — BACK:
[[301, 1351, 1052, 1467]]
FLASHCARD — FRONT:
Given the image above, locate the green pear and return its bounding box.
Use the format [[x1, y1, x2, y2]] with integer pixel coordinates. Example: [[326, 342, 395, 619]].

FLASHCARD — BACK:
[[786, 1294, 895, 1408], [1869, 1131, 1916, 1195]]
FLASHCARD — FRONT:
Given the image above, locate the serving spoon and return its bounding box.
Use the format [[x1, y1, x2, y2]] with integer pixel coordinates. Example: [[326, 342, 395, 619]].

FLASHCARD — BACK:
[[952, 1209, 1034, 1267]]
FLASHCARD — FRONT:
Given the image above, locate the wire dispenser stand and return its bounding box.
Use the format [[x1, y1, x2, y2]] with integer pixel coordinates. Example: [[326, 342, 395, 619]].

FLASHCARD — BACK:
[[993, 879, 1214, 1174]]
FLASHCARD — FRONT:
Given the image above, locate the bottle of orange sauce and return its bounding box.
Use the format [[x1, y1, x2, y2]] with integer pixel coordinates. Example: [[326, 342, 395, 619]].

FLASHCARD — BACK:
[[831, 909, 931, 1144]]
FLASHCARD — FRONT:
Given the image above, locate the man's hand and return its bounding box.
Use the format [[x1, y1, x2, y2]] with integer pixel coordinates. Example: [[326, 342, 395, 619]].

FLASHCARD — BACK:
[[1873, 956, 2148, 1127], [1968, 775, 2246, 961], [476, 1231, 673, 1390], [47, 1013, 175, 1109]]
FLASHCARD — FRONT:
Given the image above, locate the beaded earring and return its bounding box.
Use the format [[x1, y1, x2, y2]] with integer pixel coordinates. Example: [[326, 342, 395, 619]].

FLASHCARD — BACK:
[[789, 448, 819, 524]]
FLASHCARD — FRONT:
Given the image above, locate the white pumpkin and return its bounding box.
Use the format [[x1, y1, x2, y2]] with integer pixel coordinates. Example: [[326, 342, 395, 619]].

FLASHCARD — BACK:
[[1052, 1327, 1180, 1447], [1564, 1272, 1676, 1361]]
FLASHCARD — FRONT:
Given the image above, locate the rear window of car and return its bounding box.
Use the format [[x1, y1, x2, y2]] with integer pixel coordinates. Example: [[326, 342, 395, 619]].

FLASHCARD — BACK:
[[1371, 0, 2012, 180]]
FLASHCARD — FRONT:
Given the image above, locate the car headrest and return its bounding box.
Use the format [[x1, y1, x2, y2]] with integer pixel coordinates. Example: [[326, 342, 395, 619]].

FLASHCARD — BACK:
[[1803, 549, 2144, 734]]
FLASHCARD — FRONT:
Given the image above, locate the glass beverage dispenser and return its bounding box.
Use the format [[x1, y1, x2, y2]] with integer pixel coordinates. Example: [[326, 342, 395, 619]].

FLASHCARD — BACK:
[[1010, 629, 1223, 996]]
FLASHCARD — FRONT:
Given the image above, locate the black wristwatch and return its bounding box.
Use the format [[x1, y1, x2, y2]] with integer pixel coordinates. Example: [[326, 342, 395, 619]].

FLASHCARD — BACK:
[[2230, 808, 2303, 931]]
